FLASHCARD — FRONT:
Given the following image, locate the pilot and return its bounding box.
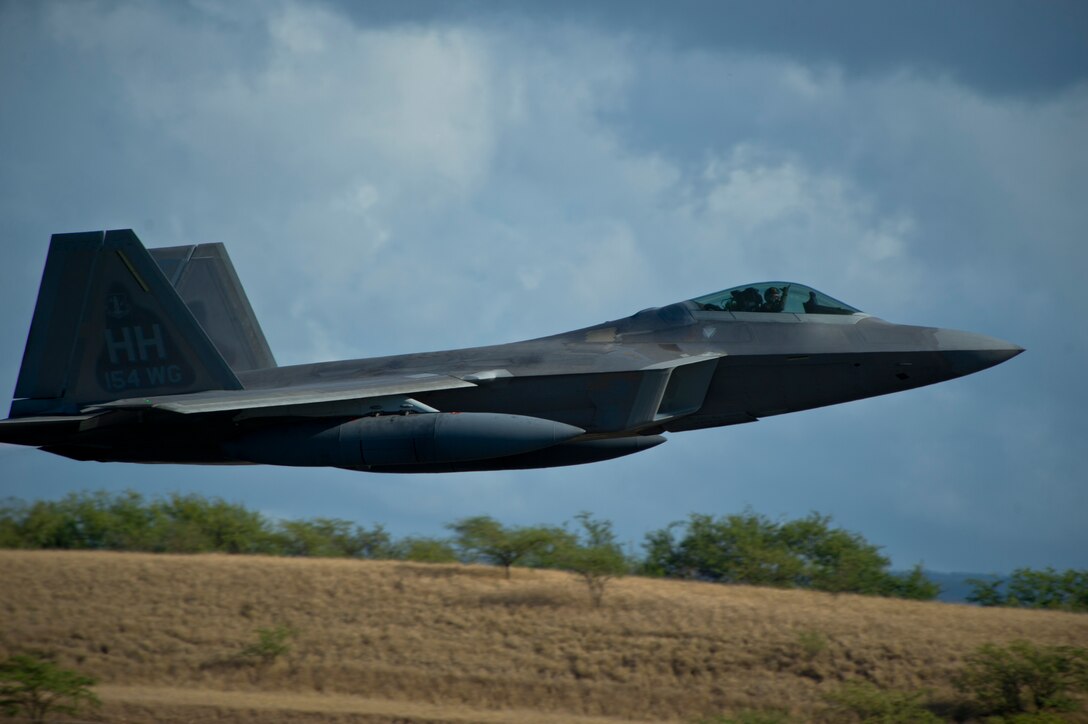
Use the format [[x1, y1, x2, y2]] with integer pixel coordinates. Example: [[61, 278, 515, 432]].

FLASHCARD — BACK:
[[762, 287, 784, 312], [740, 287, 762, 311]]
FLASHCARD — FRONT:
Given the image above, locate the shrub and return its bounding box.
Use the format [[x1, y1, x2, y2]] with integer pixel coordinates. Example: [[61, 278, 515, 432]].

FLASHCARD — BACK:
[[239, 625, 295, 666], [822, 680, 941, 723], [0, 653, 100, 723], [795, 629, 828, 662], [953, 641, 1088, 716]]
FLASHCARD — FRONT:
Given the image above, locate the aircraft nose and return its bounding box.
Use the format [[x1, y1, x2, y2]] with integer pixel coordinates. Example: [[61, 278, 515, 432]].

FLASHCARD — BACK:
[[934, 328, 1024, 376]]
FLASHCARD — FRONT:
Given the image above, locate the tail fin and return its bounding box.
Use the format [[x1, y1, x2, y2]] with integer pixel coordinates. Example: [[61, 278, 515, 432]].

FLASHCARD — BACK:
[[149, 243, 277, 372], [11, 229, 242, 417]]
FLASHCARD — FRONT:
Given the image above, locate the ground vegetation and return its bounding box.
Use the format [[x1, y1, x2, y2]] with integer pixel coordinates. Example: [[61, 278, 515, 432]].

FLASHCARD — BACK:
[[2, 550, 1086, 722]]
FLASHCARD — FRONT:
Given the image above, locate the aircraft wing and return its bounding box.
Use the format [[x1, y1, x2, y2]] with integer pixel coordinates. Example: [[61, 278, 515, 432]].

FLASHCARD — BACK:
[[88, 374, 477, 416], [86, 352, 724, 429]]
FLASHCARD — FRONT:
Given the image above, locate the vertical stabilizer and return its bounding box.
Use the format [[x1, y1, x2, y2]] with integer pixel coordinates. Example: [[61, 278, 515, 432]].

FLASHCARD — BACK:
[[11, 229, 242, 417], [149, 243, 277, 372]]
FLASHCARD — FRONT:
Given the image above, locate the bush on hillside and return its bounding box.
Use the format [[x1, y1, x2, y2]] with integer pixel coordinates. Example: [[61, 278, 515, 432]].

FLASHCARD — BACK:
[[239, 626, 296, 667], [0, 653, 100, 723], [954, 641, 1088, 716], [822, 680, 942, 723]]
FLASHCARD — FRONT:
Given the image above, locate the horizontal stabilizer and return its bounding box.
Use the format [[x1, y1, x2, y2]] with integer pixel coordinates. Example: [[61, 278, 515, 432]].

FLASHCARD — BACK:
[[0, 414, 100, 446]]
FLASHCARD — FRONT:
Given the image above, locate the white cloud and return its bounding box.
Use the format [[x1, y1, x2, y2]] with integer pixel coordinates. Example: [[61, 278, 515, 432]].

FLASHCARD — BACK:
[[674, 145, 921, 311], [33, 3, 930, 341]]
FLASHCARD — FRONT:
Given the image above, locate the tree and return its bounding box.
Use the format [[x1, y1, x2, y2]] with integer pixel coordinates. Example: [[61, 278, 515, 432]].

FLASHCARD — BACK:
[[642, 511, 938, 599], [966, 569, 1088, 612], [556, 512, 629, 608], [1007, 567, 1088, 611], [350, 523, 395, 559], [966, 577, 1005, 607], [0, 490, 283, 554], [153, 492, 274, 553], [276, 517, 377, 557], [777, 514, 910, 595], [448, 516, 562, 578], [643, 512, 800, 585], [395, 536, 459, 563], [0, 654, 100, 723], [882, 564, 941, 600]]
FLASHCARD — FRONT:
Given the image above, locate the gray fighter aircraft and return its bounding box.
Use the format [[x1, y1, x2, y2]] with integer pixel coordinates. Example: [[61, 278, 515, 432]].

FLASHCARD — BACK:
[[1, 229, 1021, 473]]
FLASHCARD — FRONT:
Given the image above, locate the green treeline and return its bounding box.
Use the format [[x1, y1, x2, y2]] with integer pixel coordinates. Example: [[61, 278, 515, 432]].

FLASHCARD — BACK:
[[643, 512, 939, 599], [967, 568, 1088, 612], [2, 489, 1057, 605], [0, 491, 399, 559]]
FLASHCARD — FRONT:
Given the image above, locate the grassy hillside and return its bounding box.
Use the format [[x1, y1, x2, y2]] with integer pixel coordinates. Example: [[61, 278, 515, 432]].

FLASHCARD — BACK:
[[1, 550, 1086, 722]]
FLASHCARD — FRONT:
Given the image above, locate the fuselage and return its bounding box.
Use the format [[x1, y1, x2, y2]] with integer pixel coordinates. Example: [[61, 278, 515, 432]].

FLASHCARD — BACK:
[[3, 236, 1022, 474], [233, 300, 1020, 437]]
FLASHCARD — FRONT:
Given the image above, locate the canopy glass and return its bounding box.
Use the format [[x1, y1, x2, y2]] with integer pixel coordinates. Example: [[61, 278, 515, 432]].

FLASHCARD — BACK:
[[691, 283, 860, 315]]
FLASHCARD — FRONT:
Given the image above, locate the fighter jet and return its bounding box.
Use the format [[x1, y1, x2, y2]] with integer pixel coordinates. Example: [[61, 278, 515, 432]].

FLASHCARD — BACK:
[[0, 229, 1021, 473]]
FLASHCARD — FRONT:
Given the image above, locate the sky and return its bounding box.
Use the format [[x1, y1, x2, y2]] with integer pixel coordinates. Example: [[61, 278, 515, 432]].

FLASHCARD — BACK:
[[1, 0, 1085, 574]]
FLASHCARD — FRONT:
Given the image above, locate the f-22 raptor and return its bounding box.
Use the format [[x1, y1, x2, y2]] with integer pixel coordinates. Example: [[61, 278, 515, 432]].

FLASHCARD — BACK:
[[1, 230, 1021, 473]]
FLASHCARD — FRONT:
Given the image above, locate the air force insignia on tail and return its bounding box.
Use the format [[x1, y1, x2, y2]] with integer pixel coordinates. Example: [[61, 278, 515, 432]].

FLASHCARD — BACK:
[[105, 292, 132, 319]]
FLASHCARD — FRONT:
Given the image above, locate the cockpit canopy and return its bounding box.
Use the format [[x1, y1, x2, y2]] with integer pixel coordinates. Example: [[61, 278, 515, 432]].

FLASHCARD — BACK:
[[691, 282, 861, 315]]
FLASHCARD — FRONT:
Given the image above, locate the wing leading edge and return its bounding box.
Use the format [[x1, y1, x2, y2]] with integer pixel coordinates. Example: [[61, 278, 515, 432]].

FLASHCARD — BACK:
[[91, 374, 477, 417]]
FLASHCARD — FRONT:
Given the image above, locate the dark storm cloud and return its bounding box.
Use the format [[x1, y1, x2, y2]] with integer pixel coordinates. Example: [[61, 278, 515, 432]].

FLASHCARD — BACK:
[[322, 0, 1088, 95]]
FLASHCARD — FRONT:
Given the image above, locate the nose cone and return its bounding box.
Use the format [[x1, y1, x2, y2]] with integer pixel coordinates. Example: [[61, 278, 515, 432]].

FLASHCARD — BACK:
[[934, 328, 1024, 377]]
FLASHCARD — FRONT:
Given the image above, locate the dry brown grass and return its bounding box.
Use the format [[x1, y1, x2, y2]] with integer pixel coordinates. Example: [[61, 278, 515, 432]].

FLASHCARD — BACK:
[[2, 550, 1086, 722]]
